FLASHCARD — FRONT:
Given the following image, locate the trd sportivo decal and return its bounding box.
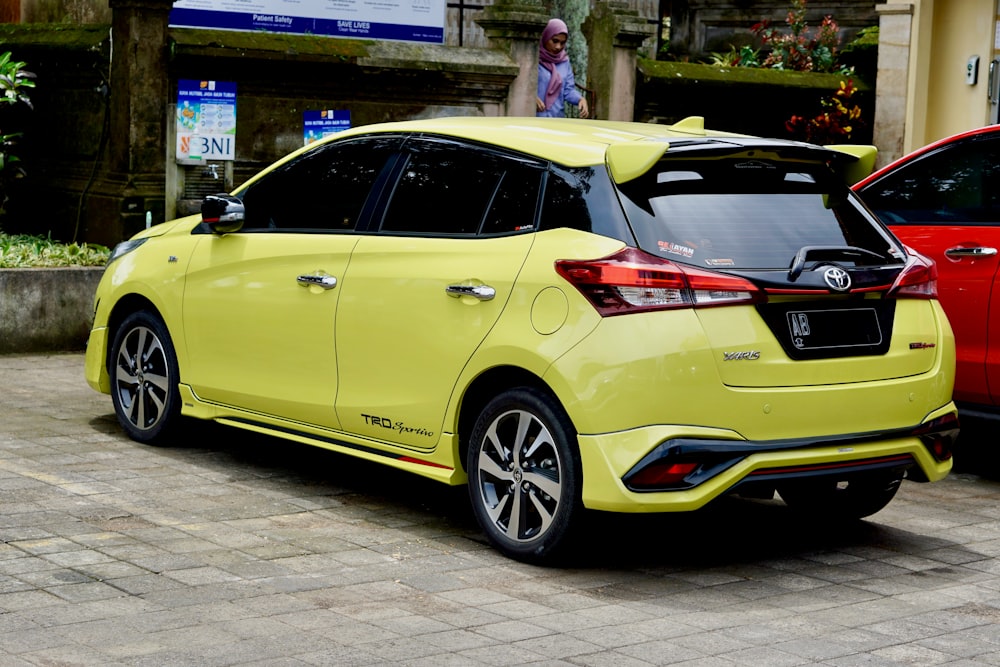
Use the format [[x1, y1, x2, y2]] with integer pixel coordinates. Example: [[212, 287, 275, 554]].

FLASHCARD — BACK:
[[362, 413, 435, 438], [223, 418, 452, 471], [723, 351, 761, 361]]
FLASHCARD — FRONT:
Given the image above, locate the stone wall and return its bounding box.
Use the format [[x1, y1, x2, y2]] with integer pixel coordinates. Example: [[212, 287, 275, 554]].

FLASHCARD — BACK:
[[0, 25, 520, 245], [0, 268, 104, 353]]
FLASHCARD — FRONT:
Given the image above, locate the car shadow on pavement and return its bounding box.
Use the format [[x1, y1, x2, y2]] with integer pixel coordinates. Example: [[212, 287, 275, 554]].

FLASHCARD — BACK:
[[91, 414, 974, 571], [951, 415, 1000, 481]]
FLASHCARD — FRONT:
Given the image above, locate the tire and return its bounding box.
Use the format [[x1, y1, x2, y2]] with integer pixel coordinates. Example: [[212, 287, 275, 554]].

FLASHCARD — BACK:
[[777, 474, 903, 521], [109, 310, 182, 445], [467, 387, 582, 564]]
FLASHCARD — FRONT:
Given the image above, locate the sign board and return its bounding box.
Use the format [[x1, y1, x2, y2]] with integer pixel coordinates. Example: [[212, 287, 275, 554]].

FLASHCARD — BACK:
[[175, 79, 237, 163], [304, 110, 351, 146], [169, 0, 445, 44], [176, 79, 237, 164]]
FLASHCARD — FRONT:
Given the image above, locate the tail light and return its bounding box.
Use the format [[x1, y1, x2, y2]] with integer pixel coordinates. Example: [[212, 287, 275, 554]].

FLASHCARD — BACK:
[[555, 247, 764, 317], [887, 251, 938, 299]]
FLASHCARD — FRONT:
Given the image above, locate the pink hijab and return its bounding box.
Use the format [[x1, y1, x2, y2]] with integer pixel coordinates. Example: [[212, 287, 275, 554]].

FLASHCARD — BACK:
[[539, 18, 569, 110]]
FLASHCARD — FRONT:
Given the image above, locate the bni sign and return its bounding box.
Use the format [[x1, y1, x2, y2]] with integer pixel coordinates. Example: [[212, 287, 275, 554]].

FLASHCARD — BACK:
[[176, 80, 237, 164], [304, 110, 351, 146]]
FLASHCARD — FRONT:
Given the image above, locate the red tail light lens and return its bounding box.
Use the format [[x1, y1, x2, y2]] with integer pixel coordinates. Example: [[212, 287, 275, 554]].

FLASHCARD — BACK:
[[888, 252, 938, 299], [555, 247, 764, 316]]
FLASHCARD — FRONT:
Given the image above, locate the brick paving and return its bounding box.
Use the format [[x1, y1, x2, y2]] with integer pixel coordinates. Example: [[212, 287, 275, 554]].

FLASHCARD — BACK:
[[2, 352, 1000, 666]]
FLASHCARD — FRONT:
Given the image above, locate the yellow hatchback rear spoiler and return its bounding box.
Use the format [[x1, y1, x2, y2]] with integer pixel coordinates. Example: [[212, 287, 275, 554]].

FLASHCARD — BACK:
[[826, 144, 878, 185], [606, 138, 878, 187]]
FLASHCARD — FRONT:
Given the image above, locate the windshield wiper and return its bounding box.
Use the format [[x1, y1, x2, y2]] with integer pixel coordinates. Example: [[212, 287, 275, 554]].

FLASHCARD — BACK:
[[788, 245, 888, 281]]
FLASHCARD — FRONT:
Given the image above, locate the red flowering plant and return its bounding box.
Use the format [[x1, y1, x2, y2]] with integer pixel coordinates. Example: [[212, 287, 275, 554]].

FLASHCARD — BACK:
[[785, 79, 864, 145], [751, 0, 844, 73]]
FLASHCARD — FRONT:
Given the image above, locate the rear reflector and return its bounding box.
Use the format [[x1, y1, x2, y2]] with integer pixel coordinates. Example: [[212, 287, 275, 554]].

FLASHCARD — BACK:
[[627, 461, 699, 489]]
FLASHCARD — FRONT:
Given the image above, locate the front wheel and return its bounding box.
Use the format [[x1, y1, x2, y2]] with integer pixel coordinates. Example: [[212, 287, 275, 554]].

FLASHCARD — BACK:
[[778, 474, 903, 521], [109, 310, 182, 445], [467, 387, 582, 564]]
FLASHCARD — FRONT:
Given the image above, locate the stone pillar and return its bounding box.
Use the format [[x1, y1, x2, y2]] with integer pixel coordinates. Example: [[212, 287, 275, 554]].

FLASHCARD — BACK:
[[85, 0, 171, 244], [582, 1, 655, 122], [872, 3, 915, 168], [476, 0, 551, 117]]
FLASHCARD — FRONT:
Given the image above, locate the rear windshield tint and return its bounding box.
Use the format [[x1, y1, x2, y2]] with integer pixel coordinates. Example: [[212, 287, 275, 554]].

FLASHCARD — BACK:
[[616, 157, 904, 270]]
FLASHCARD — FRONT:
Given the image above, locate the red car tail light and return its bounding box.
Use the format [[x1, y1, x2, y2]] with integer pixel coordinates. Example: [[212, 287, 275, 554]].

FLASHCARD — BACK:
[[887, 252, 938, 299], [555, 247, 764, 317]]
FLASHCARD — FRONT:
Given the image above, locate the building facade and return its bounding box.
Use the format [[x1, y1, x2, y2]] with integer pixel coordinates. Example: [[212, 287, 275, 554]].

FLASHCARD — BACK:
[[874, 0, 1000, 165]]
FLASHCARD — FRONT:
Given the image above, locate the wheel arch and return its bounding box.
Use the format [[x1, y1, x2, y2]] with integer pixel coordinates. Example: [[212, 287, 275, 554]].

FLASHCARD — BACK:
[[104, 294, 171, 372], [456, 365, 569, 474]]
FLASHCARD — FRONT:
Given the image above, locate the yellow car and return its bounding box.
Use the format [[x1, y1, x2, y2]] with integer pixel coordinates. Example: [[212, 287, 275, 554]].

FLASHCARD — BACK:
[[85, 116, 958, 563]]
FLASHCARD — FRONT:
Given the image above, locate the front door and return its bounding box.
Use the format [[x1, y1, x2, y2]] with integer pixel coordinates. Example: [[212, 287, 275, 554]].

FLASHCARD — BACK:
[[181, 135, 403, 427]]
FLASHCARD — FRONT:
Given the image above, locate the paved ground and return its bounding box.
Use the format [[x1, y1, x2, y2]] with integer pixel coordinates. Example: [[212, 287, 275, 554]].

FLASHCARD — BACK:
[[2, 353, 1000, 666]]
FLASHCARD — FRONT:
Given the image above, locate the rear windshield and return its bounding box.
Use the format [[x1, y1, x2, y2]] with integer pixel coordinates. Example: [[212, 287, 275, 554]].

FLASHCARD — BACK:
[[616, 156, 904, 270]]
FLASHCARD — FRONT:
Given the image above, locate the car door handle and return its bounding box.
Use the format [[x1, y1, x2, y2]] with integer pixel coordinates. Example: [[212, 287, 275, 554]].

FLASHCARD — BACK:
[[944, 246, 998, 258], [446, 284, 496, 301], [297, 274, 338, 289]]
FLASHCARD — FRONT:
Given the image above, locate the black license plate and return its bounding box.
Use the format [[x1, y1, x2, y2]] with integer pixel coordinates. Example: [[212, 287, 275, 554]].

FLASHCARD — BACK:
[[786, 308, 882, 350]]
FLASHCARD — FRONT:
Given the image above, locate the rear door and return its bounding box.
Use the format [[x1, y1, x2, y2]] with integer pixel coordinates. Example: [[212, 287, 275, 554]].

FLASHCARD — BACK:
[[334, 137, 545, 449], [857, 133, 1000, 406]]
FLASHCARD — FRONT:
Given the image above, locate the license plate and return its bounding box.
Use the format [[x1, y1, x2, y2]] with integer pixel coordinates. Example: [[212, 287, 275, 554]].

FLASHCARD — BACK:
[[786, 308, 882, 350]]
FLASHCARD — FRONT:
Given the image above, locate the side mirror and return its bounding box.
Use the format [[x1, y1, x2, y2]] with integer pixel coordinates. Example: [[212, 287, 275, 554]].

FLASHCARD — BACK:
[[201, 194, 245, 234]]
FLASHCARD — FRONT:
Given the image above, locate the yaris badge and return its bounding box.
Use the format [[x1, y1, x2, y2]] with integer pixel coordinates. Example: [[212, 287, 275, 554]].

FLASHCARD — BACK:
[[823, 266, 851, 292]]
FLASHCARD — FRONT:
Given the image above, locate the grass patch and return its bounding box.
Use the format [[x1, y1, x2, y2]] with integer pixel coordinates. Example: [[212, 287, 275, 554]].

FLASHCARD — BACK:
[[0, 233, 110, 268]]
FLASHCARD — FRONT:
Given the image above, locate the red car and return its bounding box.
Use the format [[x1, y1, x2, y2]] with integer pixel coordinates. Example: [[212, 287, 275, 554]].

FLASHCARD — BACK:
[[854, 125, 1000, 432]]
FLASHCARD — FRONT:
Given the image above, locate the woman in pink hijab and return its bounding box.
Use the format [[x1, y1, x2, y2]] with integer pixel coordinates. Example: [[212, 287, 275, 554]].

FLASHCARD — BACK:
[[536, 18, 589, 118]]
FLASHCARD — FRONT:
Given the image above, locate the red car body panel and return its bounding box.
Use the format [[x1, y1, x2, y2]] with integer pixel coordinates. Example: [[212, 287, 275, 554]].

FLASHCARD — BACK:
[[854, 125, 1000, 408]]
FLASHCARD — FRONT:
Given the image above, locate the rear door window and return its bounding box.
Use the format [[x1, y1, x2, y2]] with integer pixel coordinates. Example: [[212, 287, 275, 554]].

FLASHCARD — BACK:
[[859, 134, 1000, 225], [378, 138, 544, 236], [617, 156, 903, 270]]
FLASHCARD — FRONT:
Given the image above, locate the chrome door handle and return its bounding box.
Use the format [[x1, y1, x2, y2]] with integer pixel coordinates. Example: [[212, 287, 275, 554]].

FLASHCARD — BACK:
[[297, 274, 337, 289], [446, 284, 496, 301], [944, 246, 998, 258]]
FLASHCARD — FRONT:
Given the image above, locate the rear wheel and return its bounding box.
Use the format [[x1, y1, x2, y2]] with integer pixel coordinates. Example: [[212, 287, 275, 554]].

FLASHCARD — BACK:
[[467, 387, 582, 564], [109, 310, 182, 445], [778, 474, 903, 520]]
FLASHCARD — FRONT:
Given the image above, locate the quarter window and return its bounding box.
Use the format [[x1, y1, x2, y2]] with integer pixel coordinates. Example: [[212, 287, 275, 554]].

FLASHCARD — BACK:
[[539, 165, 634, 243]]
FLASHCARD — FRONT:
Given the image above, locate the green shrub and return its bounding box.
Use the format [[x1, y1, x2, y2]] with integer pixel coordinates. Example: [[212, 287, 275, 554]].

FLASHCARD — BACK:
[[0, 51, 36, 225], [0, 233, 109, 268]]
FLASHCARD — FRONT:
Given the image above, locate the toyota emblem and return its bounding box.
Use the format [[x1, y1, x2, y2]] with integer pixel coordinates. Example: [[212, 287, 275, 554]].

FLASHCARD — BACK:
[[823, 266, 851, 292]]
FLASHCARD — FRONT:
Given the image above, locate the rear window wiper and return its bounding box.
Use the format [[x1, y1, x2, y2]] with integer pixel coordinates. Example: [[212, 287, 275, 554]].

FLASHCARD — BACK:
[[788, 246, 889, 281]]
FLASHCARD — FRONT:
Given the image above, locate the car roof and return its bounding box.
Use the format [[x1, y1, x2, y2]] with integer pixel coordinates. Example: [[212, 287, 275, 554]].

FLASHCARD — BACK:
[[238, 116, 876, 191], [333, 116, 753, 166]]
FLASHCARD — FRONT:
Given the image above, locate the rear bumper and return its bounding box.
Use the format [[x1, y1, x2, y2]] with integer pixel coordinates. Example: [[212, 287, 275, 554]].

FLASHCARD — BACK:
[[578, 403, 956, 513]]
